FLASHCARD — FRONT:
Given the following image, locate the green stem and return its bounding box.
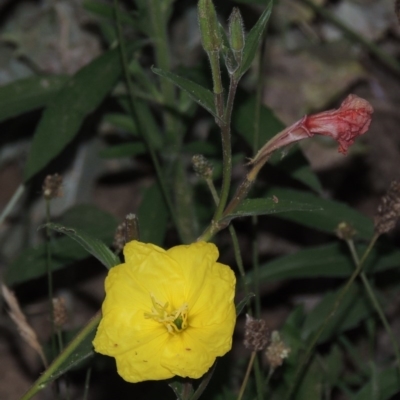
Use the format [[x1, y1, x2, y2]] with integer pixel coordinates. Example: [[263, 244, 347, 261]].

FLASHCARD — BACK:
[[113, 0, 182, 242], [83, 367, 92, 400], [45, 199, 56, 362], [300, 0, 400, 75], [284, 232, 380, 400], [147, 0, 177, 142], [20, 312, 101, 400], [213, 78, 239, 221], [346, 239, 400, 376], [0, 184, 25, 226]]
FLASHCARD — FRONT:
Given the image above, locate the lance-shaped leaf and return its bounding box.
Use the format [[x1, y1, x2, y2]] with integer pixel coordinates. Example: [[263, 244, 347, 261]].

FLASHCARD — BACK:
[[244, 242, 400, 284], [6, 204, 117, 285], [0, 75, 68, 123], [265, 187, 374, 239], [43, 223, 119, 269], [236, 293, 255, 316], [152, 67, 217, 118], [24, 43, 142, 182], [21, 312, 101, 398], [222, 196, 322, 224], [238, 1, 273, 77], [302, 284, 373, 343]]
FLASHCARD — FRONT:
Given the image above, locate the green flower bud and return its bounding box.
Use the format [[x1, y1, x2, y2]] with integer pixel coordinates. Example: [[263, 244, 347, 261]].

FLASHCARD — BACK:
[[198, 0, 222, 52], [229, 8, 245, 54]]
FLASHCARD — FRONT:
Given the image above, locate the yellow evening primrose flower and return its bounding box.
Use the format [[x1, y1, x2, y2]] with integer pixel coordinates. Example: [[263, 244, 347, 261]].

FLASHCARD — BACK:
[[93, 240, 236, 383]]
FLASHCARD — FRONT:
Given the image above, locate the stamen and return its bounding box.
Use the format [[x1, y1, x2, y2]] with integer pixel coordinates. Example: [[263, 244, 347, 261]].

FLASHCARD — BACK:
[[144, 294, 188, 334]]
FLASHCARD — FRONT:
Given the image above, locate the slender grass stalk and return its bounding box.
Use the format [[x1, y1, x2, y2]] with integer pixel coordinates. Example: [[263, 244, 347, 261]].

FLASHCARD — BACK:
[[237, 351, 257, 400], [147, 0, 178, 142], [113, 0, 182, 242], [203, 177, 264, 399], [284, 232, 380, 400], [83, 367, 92, 400], [346, 238, 400, 376], [45, 199, 56, 363], [20, 311, 101, 400], [0, 184, 25, 226]]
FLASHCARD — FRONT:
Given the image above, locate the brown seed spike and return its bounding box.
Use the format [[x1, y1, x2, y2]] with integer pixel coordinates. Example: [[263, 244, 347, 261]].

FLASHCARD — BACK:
[[374, 180, 400, 235], [243, 314, 269, 352]]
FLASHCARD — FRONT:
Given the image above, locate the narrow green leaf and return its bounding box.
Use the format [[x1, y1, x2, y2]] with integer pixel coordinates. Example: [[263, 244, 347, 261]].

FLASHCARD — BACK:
[[152, 67, 217, 118], [223, 196, 322, 223], [83, 0, 137, 26], [103, 113, 138, 136], [245, 242, 400, 284], [235, 293, 255, 316], [44, 223, 119, 269], [0, 75, 68, 123], [45, 321, 97, 382], [302, 284, 373, 343], [118, 98, 163, 149], [137, 183, 169, 245], [24, 43, 142, 182], [238, 2, 273, 76], [353, 367, 400, 400], [22, 312, 101, 397], [99, 142, 146, 159], [6, 205, 117, 285], [173, 160, 199, 243], [266, 187, 374, 239]]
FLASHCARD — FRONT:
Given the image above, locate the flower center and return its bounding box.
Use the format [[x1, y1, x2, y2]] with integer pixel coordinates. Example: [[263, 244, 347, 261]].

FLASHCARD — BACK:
[[144, 294, 188, 334]]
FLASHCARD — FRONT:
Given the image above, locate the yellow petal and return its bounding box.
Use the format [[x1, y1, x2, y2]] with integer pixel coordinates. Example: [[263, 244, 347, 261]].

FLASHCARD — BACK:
[[93, 240, 237, 382]]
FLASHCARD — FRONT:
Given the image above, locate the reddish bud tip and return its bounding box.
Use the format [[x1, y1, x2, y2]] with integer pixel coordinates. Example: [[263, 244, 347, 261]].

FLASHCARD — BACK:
[[304, 94, 373, 154]]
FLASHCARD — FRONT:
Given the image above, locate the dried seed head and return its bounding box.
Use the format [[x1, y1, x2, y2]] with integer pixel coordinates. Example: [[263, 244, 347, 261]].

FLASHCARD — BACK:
[[113, 214, 140, 253], [1, 284, 47, 367], [336, 222, 357, 241], [265, 330, 290, 369], [42, 174, 63, 200], [374, 180, 400, 235], [114, 221, 127, 253], [53, 297, 68, 329], [243, 314, 269, 352], [192, 154, 214, 180]]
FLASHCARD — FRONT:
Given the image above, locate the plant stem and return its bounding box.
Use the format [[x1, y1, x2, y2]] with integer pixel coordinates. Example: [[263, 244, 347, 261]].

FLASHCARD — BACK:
[[213, 78, 239, 222], [0, 184, 25, 226], [284, 232, 380, 400], [113, 0, 182, 242], [20, 311, 101, 400], [83, 367, 92, 400], [147, 0, 177, 143], [45, 199, 56, 363], [237, 351, 257, 400], [346, 239, 400, 376]]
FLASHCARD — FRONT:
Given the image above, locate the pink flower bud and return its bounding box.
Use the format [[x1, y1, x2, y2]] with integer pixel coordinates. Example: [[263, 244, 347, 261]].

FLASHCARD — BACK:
[[251, 94, 373, 165]]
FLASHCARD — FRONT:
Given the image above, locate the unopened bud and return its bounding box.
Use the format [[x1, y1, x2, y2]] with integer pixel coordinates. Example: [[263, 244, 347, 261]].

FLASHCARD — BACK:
[[42, 174, 63, 200], [229, 8, 245, 58], [374, 180, 400, 235], [265, 331, 290, 369], [198, 0, 222, 52], [243, 314, 269, 352], [336, 222, 356, 241], [192, 154, 214, 179]]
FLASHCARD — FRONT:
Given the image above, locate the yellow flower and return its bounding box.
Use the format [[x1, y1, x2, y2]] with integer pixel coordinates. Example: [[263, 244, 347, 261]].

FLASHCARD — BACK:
[[93, 240, 236, 383]]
